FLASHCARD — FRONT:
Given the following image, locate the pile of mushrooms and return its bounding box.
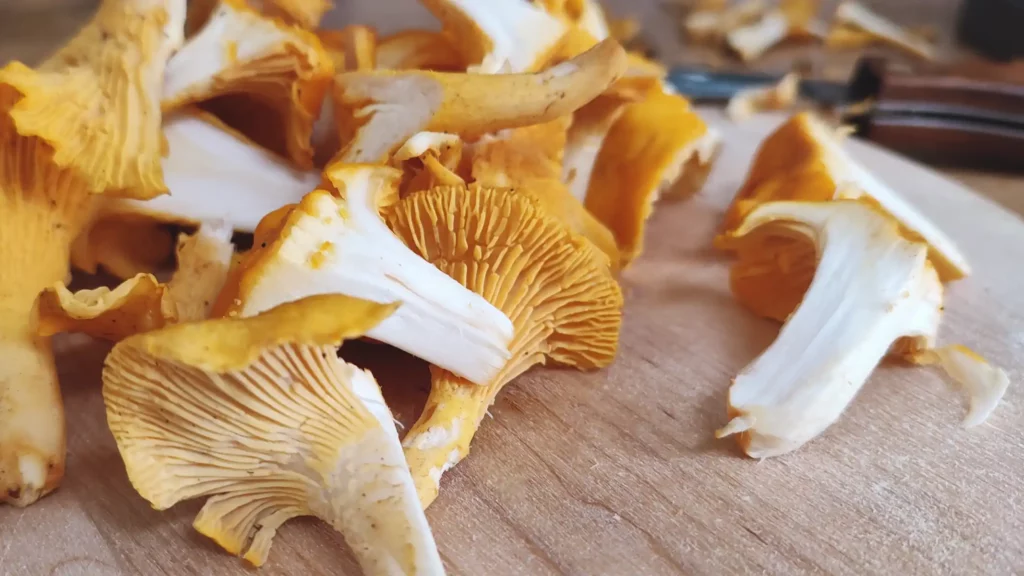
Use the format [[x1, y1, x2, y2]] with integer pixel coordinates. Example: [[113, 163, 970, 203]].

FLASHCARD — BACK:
[[0, 0, 1007, 574]]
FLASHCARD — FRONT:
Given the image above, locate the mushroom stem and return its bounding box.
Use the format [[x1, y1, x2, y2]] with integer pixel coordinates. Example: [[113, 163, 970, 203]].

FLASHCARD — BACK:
[[0, 115, 92, 505], [717, 200, 945, 458]]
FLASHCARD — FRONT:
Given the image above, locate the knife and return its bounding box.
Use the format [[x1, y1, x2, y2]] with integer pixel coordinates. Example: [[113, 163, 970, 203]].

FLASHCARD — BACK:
[[667, 57, 1024, 171]]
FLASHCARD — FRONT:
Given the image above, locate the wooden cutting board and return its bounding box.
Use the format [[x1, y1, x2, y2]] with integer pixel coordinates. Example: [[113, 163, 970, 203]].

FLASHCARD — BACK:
[[1, 111, 1021, 576]]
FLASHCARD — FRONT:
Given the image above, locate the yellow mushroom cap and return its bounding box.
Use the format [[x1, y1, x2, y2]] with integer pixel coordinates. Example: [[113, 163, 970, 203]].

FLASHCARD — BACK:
[[332, 38, 627, 164], [103, 295, 444, 572], [585, 90, 718, 266], [385, 184, 623, 506], [163, 0, 333, 168], [720, 112, 970, 281], [422, 0, 569, 73], [0, 0, 186, 198]]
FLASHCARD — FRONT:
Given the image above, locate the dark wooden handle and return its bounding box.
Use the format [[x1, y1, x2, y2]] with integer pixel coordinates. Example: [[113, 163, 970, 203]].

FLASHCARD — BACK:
[[878, 73, 1024, 119], [859, 115, 1024, 170]]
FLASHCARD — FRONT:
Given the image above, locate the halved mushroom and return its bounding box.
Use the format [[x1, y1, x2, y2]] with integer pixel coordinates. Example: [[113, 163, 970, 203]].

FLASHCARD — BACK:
[[331, 38, 627, 164], [421, 0, 569, 73], [163, 0, 334, 168], [726, 0, 825, 61], [720, 112, 969, 282], [224, 163, 514, 386], [104, 295, 445, 572], [0, 0, 184, 507], [103, 111, 319, 234], [375, 30, 465, 71], [40, 222, 235, 340], [386, 184, 623, 506], [584, 90, 720, 266], [716, 200, 1008, 457]]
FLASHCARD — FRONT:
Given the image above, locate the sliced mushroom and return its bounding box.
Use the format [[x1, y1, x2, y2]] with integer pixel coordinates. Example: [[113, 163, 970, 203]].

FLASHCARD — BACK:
[[163, 0, 334, 168], [224, 163, 514, 386]]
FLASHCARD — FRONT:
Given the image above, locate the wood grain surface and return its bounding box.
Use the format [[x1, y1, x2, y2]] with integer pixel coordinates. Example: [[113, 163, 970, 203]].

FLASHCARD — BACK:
[[0, 110, 1021, 575]]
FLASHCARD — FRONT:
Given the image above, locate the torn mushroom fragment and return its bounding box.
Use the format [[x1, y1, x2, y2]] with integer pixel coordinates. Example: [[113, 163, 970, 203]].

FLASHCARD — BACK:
[[104, 112, 319, 234], [716, 200, 1008, 457], [332, 38, 627, 164], [726, 0, 824, 61], [1, 0, 185, 198], [683, 0, 766, 45], [226, 163, 514, 386], [584, 90, 720, 266], [40, 222, 235, 341], [726, 72, 800, 122], [162, 0, 334, 168], [0, 0, 185, 507], [831, 1, 935, 60], [386, 184, 623, 507], [421, 0, 569, 73], [103, 295, 445, 573], [392, 131, 466, 194]]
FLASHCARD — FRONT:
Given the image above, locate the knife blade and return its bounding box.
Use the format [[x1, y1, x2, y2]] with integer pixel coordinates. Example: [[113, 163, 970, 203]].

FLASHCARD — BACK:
[[666, 57, 1024, 170]]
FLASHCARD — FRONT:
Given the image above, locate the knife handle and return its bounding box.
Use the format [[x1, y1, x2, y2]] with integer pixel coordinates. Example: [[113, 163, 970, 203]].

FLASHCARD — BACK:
[[847, 57, 1024, 170]]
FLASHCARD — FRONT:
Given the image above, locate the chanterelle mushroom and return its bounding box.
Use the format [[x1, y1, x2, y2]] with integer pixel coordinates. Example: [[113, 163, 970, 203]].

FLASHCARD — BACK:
[[375, 30, 464, 72], [584, 89, 720, 266], [716, 200, 1008, 457], [386, 184, 623, 506], [421, 0, 568, 73], [726, 0, 825, 62], [105, 112, 319, 234], [162, 0, 334, 168], [331, 38, 627, 164], [226, 163, 514, 386], [715, 114, 1008, 457], [0, 0, 184, 507], [103, 295, 445, 573]]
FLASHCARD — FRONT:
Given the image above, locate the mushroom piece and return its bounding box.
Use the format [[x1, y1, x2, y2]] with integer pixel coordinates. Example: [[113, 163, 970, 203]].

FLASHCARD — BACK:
[[726, 72, 800, 122], [391, 131, 466, 194], [40, 222, 235, 340], [375, 30, 465, 71], [420, 0, 569, 73], [831, 1, 936, 60], [0, 0, 185, 507], [683, 0, 766, 45], [103, 295, 445, 573], [468, 117, 621, 267], [386, 184, 623, 506], [162, 0, 334, 168], [331, 38, 627, 164], [103, 112, 319, 234], [726, 0, 825, 62], [720, 113, 969, 283], [716, 200, 1008, 458], [0, 0, 185, 198], [584, 90, 720, 266], [225, 163, 514, 386], [563, 94, 632, 202]]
